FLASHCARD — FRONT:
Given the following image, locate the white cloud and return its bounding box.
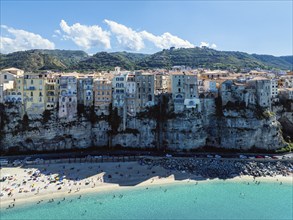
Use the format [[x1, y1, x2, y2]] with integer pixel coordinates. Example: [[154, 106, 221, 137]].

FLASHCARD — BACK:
[[211, 43, 217, 49], [140, 31, 194, 49], [200, 42, 217, 49], [104, 19, 194, 51], [104, 19, 144, 51], [0, 25, 55, 54], [200, 42, 210, 48], [59, 20, 111, 50], [54, 30, 61, 35]]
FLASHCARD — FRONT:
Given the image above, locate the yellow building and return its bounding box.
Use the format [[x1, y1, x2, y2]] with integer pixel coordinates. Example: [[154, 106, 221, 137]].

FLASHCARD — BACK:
[[45, 74, 60, 110], [23, 73, 47, 114], [93, 77, 112, 115]]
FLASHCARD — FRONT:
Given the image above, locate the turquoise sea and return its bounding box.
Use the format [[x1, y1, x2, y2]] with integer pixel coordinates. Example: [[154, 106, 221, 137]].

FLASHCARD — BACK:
[[1, 181, 292, 220]]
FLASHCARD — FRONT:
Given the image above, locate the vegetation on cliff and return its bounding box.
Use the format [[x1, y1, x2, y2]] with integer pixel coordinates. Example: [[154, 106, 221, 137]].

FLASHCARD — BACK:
[[1, 48, 292, 72]]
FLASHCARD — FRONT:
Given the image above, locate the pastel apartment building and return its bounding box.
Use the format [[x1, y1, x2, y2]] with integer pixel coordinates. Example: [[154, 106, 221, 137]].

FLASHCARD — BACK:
[[58, 75, 77, 119], [171, 72, 199, 112], [126, 73, 136, 115], [23, 73, 47, 114], [93, 77, 112, 115], [45, 74, 60, 110], [135, 72, 155, 112], [77, 76, 94, 107]]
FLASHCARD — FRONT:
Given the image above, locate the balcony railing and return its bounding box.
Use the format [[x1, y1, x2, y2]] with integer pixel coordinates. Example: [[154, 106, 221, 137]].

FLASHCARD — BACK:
[[27, 86, 35, 90]]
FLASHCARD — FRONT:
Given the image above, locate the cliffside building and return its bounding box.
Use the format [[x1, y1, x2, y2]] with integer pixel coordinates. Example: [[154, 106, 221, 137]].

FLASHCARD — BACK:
[[58, 75, 77, 119], [77, 76, 94, 107], [247, 77, 271, 108], [45, 74, 60, 110], [171, 72, 199, 112], [22, 73, 48, 114], [135, 72, 155, 112], [154, 72, 170, 95], [220, 77, 272, 109], [93, 77, 112, 115], [126, 73, 136, 115], [0, 69, 24, 103]]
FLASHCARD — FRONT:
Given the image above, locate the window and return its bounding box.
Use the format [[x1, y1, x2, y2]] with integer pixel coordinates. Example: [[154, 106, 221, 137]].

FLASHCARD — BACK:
[[31, 92, 33, 97], [31, 80, 34, 85], [4, 75, 7, 80]]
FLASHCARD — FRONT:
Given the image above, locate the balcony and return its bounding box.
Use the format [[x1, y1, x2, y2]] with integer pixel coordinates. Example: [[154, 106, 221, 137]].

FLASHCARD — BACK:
[[27, 86, 35, 90]]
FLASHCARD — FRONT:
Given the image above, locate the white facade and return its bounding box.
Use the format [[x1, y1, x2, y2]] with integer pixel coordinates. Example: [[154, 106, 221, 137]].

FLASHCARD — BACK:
[[270, 79, 278, 98], [0, 84, 3, 103], [77, 77, 93, 107], [135, 72, 155, 111], [112, 73, 128, 109], [246, 77, 271, 108], [203, 80, 217, 93], [126, 74, 136, 115], [171, 72, 198, 112], [59, 76, 77, 119]]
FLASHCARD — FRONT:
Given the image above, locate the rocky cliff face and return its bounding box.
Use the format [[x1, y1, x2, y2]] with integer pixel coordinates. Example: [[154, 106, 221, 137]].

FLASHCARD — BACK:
[[0, 100, 287, 154], [272, 102, 293, 141]]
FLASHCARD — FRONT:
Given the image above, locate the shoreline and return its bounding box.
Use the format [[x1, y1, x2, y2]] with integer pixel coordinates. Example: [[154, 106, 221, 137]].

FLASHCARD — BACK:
[[2, 175, 292, 210], [1, 160, 292, 210]]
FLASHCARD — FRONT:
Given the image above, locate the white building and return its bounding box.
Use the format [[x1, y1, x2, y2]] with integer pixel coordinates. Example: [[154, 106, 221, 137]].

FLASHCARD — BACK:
[[135, 72, 155, 112], [0, 84, 3, 103], [59, 76, 77, 119], [203, 80, 217, 93], [126, 74, 136, 115], [77, 76, 94, 107], [247, 77, 271, 108], [270, 79, 278, 99], [171, 72, 199, 112], [112, 72, 128, 112]]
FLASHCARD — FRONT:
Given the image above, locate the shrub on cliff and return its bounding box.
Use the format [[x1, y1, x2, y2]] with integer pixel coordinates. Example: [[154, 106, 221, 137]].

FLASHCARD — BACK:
[[42, 110, 52, 123], [108, 104, 121, 134], [22, 114, 29, 130]]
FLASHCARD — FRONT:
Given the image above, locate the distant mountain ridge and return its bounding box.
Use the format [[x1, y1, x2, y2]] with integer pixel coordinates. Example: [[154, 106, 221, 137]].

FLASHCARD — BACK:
[[0, 48, 292, 72]]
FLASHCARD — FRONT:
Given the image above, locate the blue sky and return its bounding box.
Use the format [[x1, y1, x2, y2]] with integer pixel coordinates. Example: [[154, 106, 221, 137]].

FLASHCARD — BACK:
[[0, 1, 292, 56]]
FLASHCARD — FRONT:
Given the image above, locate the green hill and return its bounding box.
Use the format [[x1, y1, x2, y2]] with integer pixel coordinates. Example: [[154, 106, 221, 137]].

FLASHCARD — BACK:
[[0, 49, 89, 72], [137, 47, 292, 70], [0, 48, 292, 72]]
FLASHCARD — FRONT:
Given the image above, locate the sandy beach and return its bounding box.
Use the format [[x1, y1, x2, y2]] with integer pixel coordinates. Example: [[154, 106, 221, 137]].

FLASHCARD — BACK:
[[1, 160, 292, 209]]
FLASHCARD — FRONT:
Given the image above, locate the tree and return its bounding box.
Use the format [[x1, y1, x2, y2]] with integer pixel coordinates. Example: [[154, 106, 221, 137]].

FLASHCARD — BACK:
[[22, 114, 29, 130], [42, 110, 51, 123], [108, 104, 121, 134]]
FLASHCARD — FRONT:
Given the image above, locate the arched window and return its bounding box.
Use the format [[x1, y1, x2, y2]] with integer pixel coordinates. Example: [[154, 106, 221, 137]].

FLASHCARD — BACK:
[[176, 94, 183, 99]]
